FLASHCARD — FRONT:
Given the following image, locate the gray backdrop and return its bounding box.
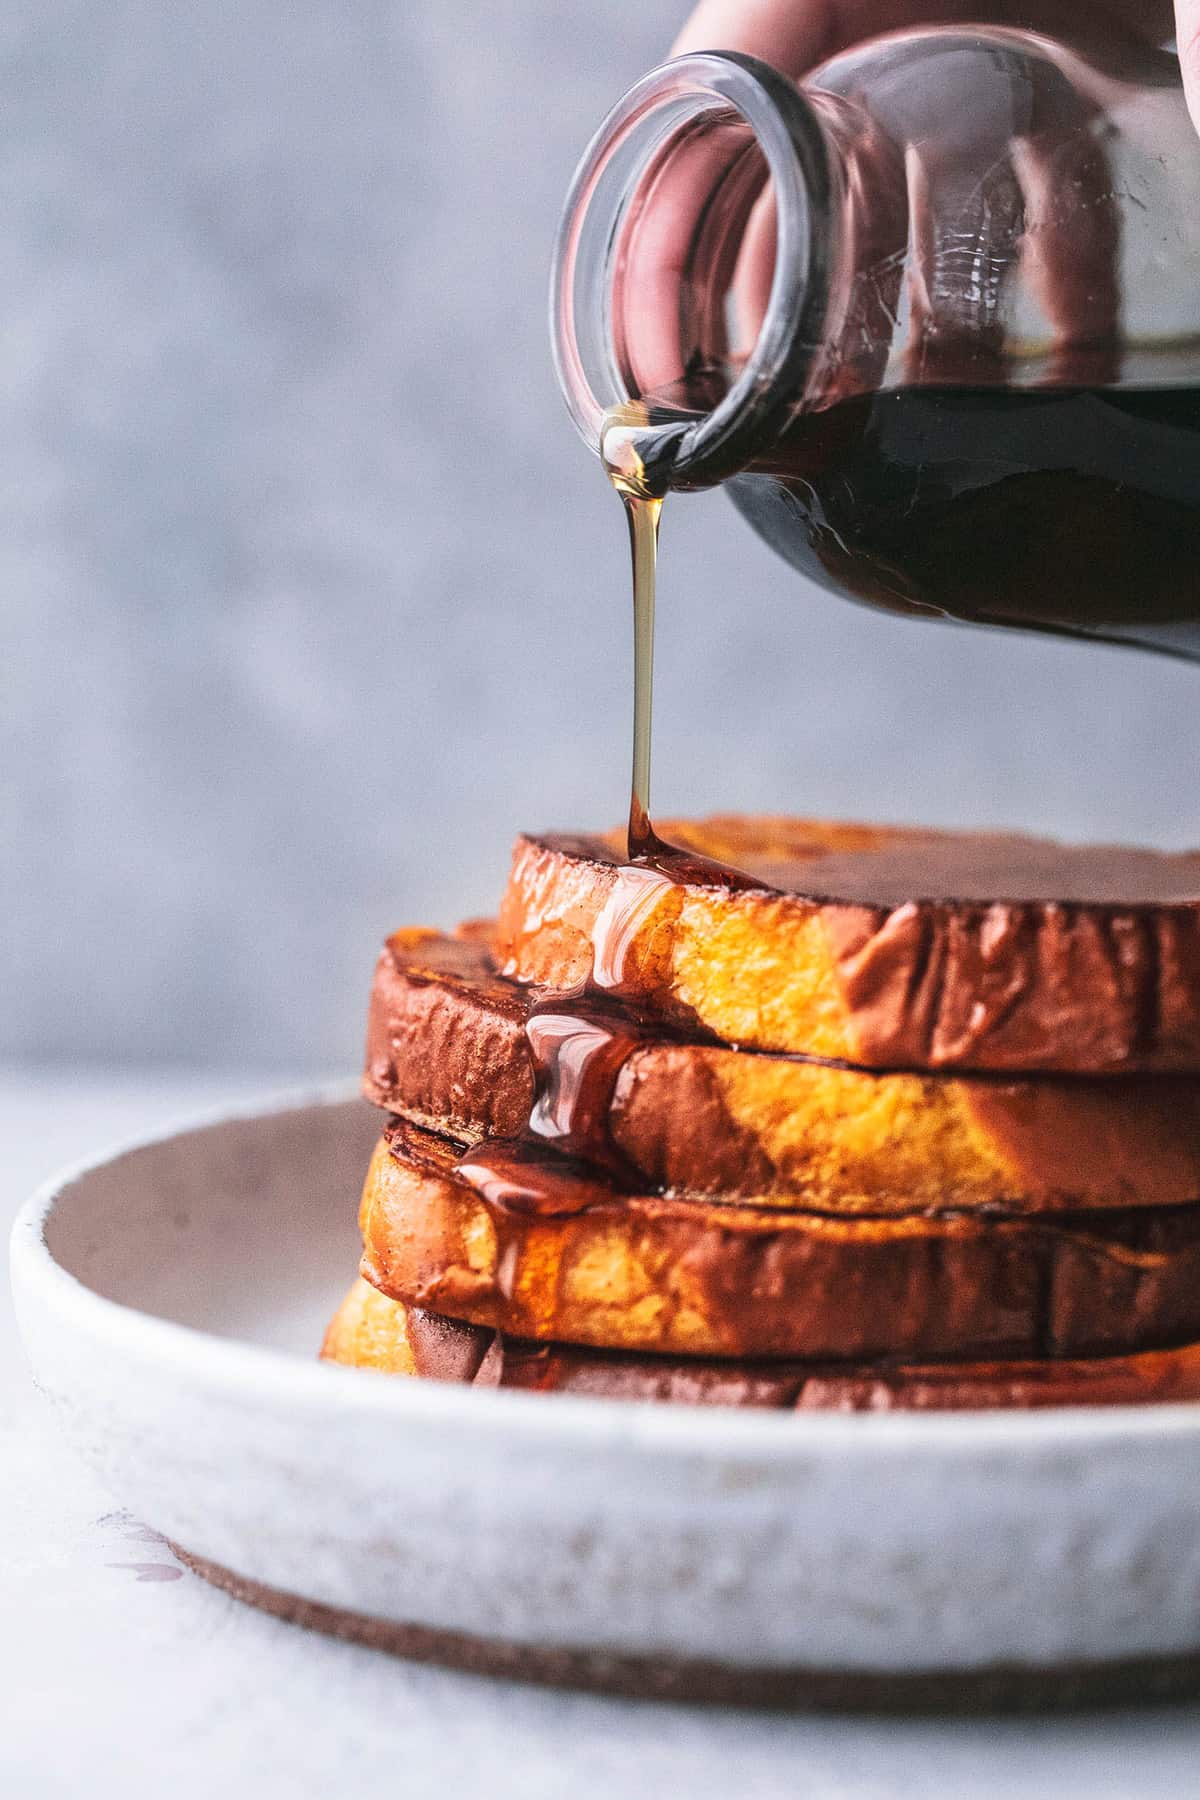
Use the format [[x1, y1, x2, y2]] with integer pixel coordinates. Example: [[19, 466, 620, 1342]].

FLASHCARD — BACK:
[[5, 1, 1199, 1072]]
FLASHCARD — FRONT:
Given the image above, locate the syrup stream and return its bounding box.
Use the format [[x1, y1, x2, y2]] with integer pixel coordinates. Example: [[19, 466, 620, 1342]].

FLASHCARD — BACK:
[[602, 402, 665, 860], [623, 490, 661, 860], [450, 410, 743, 1216]]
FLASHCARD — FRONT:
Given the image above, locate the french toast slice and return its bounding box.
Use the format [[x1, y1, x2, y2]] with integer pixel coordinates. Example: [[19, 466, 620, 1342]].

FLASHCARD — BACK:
[[358, 1123, 1200, 1362], [365, 929, 1200, 1213], [322, 1276, 421, 1375], [492, 817, 1200, 1072], [322, 1279, 1200, 1411]]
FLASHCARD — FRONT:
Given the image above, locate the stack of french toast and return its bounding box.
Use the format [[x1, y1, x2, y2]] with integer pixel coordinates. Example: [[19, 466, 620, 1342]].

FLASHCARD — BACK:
[[323, 817, 1200, 1410]]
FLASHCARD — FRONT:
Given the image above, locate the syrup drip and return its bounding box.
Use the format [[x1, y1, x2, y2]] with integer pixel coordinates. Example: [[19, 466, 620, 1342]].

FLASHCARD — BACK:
[[454, 997, 651, 1214], [590, 866, 676, 991], [453, 1137, 606, 1218], [525, 999, 646, 1176]]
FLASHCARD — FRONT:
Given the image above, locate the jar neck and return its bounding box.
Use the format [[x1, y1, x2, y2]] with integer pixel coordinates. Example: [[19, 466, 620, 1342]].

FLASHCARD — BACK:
[[551, 52, 836, 491]]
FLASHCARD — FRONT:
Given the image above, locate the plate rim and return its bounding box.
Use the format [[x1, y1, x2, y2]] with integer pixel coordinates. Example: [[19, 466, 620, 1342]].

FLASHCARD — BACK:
[[13, 1080, 1200, 1463]]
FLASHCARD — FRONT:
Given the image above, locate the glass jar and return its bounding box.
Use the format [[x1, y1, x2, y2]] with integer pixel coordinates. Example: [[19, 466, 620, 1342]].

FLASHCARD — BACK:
[[552, 30, 1200, 656]]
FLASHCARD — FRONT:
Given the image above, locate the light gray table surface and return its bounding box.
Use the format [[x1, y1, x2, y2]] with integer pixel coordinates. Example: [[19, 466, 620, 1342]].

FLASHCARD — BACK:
[[6, 1064, 1200, 1800]]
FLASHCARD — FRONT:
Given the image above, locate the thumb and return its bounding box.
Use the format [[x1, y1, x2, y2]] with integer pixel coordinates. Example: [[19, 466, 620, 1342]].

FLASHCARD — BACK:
[[1180, 0, 1200, 133]]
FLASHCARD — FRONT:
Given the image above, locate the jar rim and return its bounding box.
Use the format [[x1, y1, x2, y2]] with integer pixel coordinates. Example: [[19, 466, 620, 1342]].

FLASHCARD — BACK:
[[550, 51, 834, 489]]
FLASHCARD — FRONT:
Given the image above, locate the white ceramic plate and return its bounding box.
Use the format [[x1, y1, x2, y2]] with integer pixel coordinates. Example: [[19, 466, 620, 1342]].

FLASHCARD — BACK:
[[12, 1088, 1200, 1705]]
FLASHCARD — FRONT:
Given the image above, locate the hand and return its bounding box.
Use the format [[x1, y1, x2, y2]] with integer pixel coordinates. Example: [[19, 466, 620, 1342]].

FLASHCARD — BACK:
[[616, 2, 1192, 403], [673, 1, 1199, 131]]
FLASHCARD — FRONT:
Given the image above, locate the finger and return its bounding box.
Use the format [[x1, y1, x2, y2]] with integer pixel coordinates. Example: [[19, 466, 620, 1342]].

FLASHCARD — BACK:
[[727, 102, 911, 411], [1179, 0, 1200, 135], [612, 118, 769, 398], [1010, 127, 1120, 385], [673, 0, 1177, 75], [727, 182, 777, 362], [671, 0, 832, 72], [816, 110, 909, 403], [660, 0, 1162, 408], [903, 138, 1022, 386]]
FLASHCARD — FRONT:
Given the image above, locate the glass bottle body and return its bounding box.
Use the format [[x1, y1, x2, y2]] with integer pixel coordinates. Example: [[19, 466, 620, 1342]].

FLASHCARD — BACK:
[[553, 30, 1200, 656]]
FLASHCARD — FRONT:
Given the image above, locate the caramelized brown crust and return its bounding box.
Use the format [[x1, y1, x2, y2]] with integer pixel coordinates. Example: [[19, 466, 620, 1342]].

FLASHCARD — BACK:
[[358, 1126, 1200, 1362], [323, 1279, 1200, 1411], [492, 818, 1200, 1073], [364, 929, 1200, 1213]]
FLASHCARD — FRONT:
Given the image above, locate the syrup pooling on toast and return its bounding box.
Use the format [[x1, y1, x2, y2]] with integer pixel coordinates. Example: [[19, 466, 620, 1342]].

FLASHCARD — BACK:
[[454, 997, 654, 1212], [452, 1138, 604, 1219], [589, 865, 676, 991], [525, 998, 648, 1178]]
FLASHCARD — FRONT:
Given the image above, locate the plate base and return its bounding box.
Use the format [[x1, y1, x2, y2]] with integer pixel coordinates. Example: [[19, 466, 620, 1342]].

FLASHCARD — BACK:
[[175, 1547, 1200, 1712]]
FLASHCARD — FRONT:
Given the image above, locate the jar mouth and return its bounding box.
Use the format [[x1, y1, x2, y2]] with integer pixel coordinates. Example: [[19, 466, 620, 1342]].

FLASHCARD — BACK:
[[551, 52, 834, 490]]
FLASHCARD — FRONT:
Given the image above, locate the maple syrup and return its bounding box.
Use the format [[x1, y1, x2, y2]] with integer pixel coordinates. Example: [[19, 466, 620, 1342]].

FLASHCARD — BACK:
[[449, 34, 1200, 1351], [454, 993, 681, 1214], [452, 403, 769, 1215], [464, 313, 1200, 1228], [599, 404, 665, 861], [729, 384, 1200, 657], [525, 998, 647, 1178], [452, 1138, 603, 1218]]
